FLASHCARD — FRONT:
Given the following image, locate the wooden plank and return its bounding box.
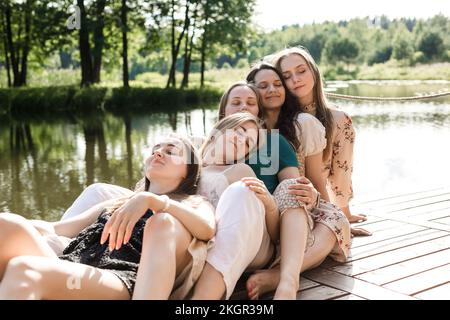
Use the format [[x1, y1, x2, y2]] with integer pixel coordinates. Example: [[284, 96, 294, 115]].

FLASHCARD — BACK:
[[414, 282, 450, 300], [407, 206, 450, 220], [368, 211, 450, 233], [352, 187, 450, 208], [356, 248, 450, 285], [297, 285, 347, 300], [387, 199, 450, 216], [351, 224, 426, 249], [300, 277, 321, 290], [303, 268, 415, 300], [352, 216, 386, 227], [384, 192, 450, 209], [350, 220, 404, 234], [331, 235, 450, 276], [333, 294, 366, 300], [432, 216, 450, 226], [349, 230, 445, 262], [383, 263, 450, 295]]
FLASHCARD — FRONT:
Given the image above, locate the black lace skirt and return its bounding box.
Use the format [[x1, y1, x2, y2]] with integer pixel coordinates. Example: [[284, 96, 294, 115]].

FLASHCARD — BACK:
[[59, 209, 153, 297]]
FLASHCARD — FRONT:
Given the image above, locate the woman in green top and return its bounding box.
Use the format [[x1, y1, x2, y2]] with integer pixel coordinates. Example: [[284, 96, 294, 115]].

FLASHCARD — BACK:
[[212, 81, 322, 299]]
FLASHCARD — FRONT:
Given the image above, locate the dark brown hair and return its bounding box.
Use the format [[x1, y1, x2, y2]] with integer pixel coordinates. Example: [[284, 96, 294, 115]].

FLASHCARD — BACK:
[[246, 62, 302, 150]]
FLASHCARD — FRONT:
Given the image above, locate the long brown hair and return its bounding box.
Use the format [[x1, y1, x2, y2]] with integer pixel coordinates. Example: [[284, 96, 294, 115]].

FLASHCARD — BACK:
[[107, 135, 202, 214], [246, 62, 301, 150], [218, 81, 264, 121], [273, 47, 334, 160]]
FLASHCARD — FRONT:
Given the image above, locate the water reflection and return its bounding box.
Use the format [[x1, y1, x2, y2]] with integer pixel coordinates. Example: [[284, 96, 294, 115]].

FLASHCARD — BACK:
[[0, 82, 449, 219]]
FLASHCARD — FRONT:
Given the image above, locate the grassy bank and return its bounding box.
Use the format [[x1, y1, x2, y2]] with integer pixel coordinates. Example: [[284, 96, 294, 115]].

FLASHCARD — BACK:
[[1, 62, 448, 91], [0, 86, 222, 116]]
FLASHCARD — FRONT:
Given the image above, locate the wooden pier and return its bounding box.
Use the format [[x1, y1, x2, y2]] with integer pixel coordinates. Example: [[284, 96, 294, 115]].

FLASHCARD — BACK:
[[232, 186, 450, 300]]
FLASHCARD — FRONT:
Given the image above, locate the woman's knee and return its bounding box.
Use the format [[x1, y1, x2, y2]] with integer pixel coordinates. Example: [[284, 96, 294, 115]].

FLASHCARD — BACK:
[[2, 256, 43, 299], [0, 213, 28, 235], [145, 213, 176, 233]]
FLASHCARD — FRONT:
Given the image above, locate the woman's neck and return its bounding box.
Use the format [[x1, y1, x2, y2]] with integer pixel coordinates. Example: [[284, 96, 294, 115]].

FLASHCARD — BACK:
[[264, 108, 280, 130], [149, 181, 177, 195], [298, 92, 314, 108]]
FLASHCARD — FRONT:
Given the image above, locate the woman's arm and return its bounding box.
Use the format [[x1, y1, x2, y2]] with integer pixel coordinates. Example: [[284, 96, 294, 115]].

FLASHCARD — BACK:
[[304, 152, 330, 202], [102, 192, 216, 250], [51, 198, 118, 238], [166, 196, 216, 242], [278, 167, 319, 210]]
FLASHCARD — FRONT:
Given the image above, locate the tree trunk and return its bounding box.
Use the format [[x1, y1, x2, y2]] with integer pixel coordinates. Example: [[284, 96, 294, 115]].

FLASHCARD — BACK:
[[180, 29, 189, 88], [166, 0, 176, 88], [78, 0, 93, 87], [121, 0, 129, 88], [19, 0, 32, 86], [1, 11, 12, 87], [4, 4, 20, 87], [200, 5, 209, 88], [167, 0, 190, 88], [92, 0, 106, 83], [181, 4, 198, 89], [200, 29, 207, 88]]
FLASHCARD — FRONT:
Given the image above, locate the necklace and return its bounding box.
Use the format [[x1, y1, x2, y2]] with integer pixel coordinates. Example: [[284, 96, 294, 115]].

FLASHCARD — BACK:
[[302, 101, 316, 112]]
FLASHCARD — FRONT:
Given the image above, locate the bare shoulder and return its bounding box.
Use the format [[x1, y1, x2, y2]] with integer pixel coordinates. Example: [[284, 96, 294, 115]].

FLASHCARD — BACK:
[[329, 105, 352, 125], [226, 163, 256, 184]]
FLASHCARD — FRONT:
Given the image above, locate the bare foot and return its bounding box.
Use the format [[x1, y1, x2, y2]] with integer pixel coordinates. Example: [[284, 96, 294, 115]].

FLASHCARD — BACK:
[[246, 268, 280, 300]]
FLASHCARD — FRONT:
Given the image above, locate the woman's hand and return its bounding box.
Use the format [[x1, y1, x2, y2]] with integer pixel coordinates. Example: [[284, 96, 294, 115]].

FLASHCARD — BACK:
[[287, 177, 318, 210], [100, 192, 161, 251], [241, 177, 277, 213]]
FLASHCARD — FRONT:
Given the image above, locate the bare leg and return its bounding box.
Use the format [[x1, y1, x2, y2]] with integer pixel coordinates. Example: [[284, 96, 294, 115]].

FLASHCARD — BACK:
[[273, 208, 308, 299], [0, 256, 129, 300], [132, 213, 193, 300], [190, 181, 267, 300], [0, 213, 129, 300], [0, 213, 57, 279], [247, 223, 336, 299], [191, 263, 227, 300]]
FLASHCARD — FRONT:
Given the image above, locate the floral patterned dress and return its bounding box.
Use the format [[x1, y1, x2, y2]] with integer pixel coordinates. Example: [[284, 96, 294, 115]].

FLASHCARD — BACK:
[[303, 104, 355, 209], [295, 112, 351, 262]]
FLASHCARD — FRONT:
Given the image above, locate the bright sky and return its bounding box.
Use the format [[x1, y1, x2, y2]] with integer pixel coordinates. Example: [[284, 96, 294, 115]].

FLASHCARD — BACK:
[[254, 0, 450, 31]]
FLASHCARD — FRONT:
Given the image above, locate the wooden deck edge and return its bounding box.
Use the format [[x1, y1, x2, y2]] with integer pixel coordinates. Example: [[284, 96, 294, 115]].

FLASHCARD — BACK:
[[369, 213, 450, 232], [303, 267, 417, 300]]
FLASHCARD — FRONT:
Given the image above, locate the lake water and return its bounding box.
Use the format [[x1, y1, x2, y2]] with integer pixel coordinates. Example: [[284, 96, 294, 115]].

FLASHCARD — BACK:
[[1, 81, 449, 220]]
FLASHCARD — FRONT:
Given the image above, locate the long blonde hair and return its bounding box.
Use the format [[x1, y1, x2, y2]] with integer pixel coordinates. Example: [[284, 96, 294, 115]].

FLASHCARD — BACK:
[[273, 47, 334, 160], [201, 112, 264, 163]]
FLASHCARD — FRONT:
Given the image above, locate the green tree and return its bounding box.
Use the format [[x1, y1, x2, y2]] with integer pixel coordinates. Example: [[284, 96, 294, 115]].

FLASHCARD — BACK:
[[418, 31, 444, 60], [324, 36, 359, 65]]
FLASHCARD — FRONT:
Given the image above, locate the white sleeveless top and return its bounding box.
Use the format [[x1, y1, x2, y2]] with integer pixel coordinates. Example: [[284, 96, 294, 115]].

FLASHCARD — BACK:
[[197, 167, 231, 208]]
